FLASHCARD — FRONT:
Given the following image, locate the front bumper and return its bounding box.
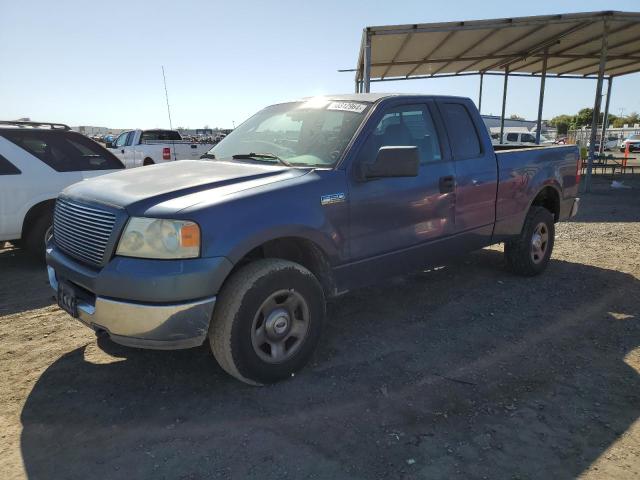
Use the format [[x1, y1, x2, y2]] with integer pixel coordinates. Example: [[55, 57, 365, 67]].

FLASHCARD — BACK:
[[46, 243, 231, 349], [48, 266, 216, 349]]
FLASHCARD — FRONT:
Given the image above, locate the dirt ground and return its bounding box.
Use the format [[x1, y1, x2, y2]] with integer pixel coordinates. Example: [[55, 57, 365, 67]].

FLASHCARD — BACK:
[[0, 176, 639, 479]]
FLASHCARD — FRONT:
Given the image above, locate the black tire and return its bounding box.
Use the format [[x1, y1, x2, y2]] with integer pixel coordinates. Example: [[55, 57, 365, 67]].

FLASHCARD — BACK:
[[25, 211, 53, 260], [504, 206, 555, 276], [143, 158, 154, 166], [209, 259, 325, 385]]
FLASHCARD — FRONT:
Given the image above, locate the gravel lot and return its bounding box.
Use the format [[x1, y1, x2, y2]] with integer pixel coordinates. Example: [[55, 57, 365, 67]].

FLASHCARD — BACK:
[[1, 176, 639, 479]]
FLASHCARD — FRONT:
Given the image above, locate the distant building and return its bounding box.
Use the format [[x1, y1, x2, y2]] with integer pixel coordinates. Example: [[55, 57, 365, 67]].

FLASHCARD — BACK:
[[482, 115, 538, 131], [72, 126, 126, 136]]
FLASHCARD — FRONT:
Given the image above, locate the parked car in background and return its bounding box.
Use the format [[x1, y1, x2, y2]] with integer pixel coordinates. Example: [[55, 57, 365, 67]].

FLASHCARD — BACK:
[[490, 128, 554, 146], [47, 94, 580, 385], [0, 121, 124, 258], [619, 134, 640, 152], [588, 134, 620, 151], [106, 129, 214, 167]]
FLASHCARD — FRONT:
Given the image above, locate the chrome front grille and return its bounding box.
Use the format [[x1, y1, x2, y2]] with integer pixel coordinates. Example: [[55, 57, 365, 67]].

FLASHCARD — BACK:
[[53, 198, 116, 267]]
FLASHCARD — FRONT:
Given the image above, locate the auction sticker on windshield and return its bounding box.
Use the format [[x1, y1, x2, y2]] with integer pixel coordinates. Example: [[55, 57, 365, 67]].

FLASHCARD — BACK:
[[327, 102, 367, 113]]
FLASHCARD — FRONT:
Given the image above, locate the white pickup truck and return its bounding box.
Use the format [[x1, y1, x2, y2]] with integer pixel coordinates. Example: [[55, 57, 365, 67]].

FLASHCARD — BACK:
[[106, 129, 214, 168]]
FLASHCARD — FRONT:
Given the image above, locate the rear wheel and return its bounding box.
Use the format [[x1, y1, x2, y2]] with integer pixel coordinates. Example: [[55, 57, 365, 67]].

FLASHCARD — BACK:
[[209, 259, 325, 385], [504, 206, 555, 276], [143, 158, 154, 166], [25, 211, 53, 260]]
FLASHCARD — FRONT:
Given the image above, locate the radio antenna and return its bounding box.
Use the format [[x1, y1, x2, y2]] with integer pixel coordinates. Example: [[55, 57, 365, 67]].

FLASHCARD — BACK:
[[161, 66, 173, 130]]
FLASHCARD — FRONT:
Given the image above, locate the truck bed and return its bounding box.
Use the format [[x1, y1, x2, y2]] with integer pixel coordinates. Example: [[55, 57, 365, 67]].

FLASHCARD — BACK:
[[493, 144, 580, 239]]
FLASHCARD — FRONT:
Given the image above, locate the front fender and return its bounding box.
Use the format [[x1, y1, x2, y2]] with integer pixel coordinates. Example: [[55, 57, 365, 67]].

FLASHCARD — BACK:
[[191, 169, 349, 265], [223, 224, 340, 265]]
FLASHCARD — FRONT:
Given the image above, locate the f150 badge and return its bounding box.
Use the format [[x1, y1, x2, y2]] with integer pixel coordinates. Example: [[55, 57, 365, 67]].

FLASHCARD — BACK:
[[321, 193, 346, 206]]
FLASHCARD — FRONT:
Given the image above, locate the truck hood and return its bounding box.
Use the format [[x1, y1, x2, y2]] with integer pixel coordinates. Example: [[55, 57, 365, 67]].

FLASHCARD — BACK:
[[61, 160, 309, 214]]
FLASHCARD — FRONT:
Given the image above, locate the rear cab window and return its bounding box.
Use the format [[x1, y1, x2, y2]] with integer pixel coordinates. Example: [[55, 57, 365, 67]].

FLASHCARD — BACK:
[[2, 130, 124, 172], [141, 130, 182, 142], [439, 103, 482, 159]]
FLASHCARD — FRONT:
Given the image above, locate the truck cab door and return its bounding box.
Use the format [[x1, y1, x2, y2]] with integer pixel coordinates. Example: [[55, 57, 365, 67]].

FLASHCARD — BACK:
[[122, 131, 137, 167], [343, 100, 456, 287], [436, 99, 498, 250], [112, 132, 129, 164]]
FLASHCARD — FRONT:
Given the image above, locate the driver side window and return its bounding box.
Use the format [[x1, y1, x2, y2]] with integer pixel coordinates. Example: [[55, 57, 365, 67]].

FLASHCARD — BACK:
[[359, 104, 442, 166], [115, 132, 128, 147]]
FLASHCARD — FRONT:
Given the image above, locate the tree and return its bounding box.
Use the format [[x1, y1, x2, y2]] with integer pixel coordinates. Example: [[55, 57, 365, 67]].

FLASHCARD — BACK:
[[612, 112, 639, 127], [574, 108, 594, 127], [549, 114, 573, 135]]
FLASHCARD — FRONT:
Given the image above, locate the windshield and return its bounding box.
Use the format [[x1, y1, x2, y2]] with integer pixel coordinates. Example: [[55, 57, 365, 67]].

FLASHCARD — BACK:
[[206, 99, 370, 167]]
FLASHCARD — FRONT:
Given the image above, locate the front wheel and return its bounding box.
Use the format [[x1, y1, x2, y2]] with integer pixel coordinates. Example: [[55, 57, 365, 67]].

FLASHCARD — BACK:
[[504, 206, 555, 276], [209, 259, 325, 385]]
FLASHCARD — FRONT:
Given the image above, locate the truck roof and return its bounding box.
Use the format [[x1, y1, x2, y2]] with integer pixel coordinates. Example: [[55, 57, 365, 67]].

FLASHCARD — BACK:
[[300, 93, 470, 104]]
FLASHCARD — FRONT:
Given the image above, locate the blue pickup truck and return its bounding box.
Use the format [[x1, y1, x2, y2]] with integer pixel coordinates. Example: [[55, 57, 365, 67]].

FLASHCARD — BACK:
[[46, 94, 580, 385]]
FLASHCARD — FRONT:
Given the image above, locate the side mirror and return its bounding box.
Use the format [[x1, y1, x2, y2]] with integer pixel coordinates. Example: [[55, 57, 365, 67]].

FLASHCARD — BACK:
[[105, 141, 114, 148], [363, 146, 419, 179]]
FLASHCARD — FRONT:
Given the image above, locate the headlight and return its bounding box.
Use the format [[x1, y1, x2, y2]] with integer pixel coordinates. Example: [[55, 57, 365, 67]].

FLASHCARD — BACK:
[[116, 218, 200, 259]]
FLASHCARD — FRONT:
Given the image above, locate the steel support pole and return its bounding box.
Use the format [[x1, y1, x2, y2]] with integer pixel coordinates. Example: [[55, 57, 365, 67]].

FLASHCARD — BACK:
[[535, 49, 548, 144], [499, 66, 509, 144], [584, 19, 608, 193], [599, 77, 613, 154], [478, 73, 484, 113], [363, 32, 372, 93]]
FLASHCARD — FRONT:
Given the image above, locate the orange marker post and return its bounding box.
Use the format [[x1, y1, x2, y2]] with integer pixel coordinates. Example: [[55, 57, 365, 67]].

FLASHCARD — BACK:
[[624, 142, 630, 171]]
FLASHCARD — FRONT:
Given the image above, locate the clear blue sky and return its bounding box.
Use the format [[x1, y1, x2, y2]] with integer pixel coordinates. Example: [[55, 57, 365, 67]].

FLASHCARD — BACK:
[[1, 0, 638, 129]]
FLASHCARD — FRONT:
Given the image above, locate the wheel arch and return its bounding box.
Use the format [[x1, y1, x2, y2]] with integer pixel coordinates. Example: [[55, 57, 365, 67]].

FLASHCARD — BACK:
[[528, 184, 561, 222], [229, 235, 336, 298], [21, 199, 56, 239]]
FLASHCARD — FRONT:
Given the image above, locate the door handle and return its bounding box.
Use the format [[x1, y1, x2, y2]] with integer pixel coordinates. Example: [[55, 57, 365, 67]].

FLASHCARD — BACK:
[[121, 149, 125, 154], [439, 175, 455, 194]]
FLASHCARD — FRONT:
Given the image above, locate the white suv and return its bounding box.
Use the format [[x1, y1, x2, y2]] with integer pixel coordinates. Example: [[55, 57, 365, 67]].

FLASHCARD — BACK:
[[0, 121, 124, 258]]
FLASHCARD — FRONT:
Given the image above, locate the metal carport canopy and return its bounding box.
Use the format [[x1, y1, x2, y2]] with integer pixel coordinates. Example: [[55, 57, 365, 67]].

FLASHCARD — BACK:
[[354, 10, 640, 193], [356, 11, 640, 84]]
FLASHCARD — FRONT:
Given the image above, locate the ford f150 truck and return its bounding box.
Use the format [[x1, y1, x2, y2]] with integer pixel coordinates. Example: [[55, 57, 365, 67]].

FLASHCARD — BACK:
[[46, 94, 580, 385], [107, 129, 214, 167]]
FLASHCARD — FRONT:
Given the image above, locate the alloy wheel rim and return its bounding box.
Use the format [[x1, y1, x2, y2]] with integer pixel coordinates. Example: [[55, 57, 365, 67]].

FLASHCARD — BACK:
[[530, 222, 549, 264]]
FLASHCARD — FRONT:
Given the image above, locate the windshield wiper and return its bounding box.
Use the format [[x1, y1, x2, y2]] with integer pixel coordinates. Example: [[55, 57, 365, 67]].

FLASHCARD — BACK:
[[232, 152, 292, 167], [200, 153, 216, 159]]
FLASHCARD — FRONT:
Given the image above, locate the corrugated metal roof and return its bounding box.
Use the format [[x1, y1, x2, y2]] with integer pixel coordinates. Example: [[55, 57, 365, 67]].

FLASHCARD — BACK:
[[356, 11, 640, 82]]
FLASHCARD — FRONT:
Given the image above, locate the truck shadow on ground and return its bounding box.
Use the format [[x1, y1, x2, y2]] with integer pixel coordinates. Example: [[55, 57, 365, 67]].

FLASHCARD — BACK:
[[20, 249, 640, 479], [0, 246, 53, 316]]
